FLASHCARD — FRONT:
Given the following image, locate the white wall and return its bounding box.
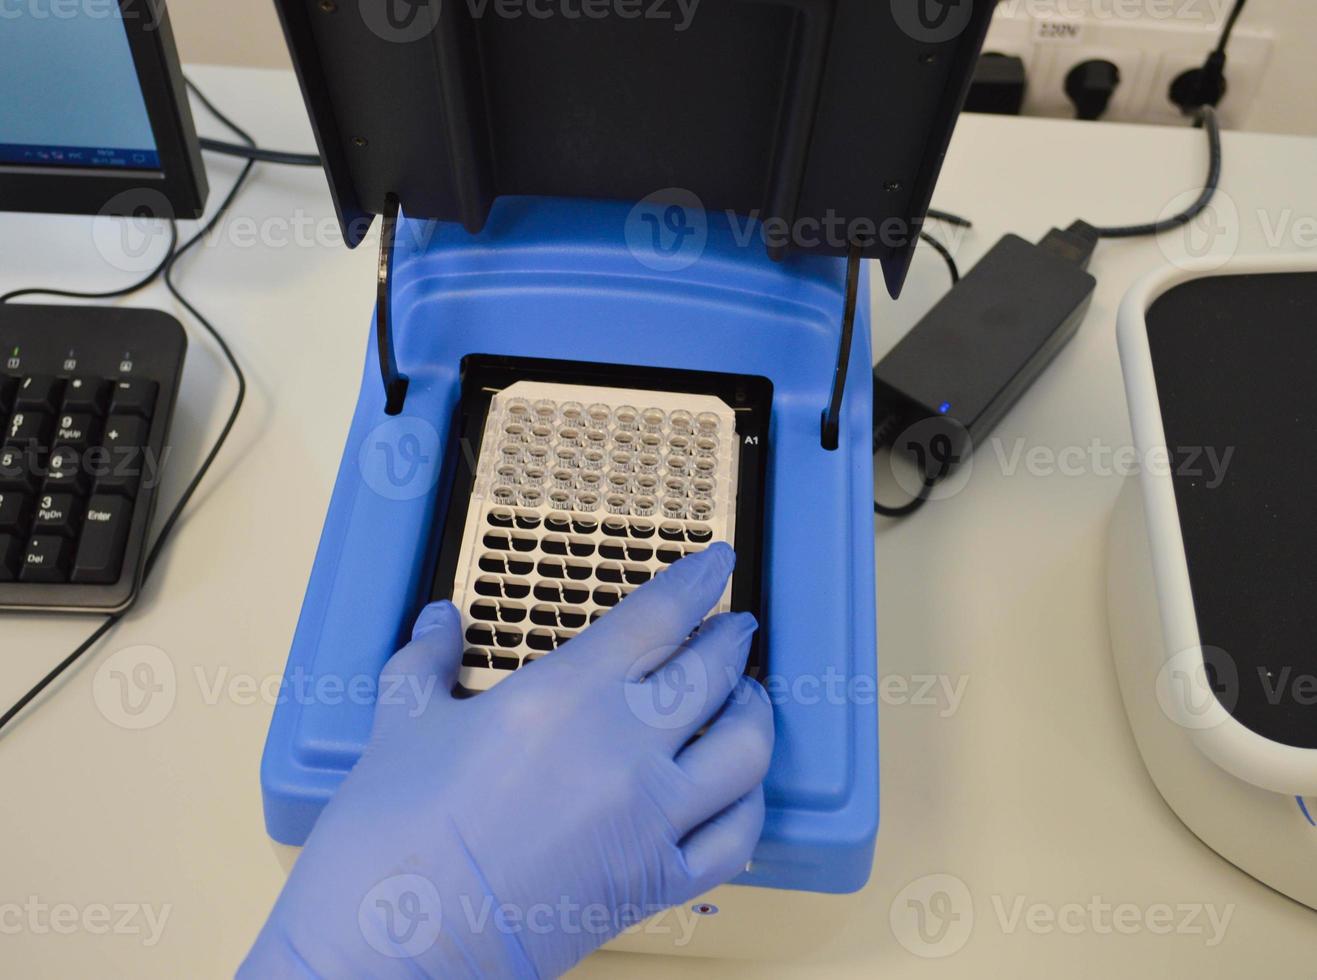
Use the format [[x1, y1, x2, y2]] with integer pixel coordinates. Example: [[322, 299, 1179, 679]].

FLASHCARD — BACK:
[[983, 0, 1316, 134], [167, 0, 1316, 134]]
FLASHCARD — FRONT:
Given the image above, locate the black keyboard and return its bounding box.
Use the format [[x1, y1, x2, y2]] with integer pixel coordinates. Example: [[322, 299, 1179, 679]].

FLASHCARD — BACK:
[[0, 304, 186, 612]]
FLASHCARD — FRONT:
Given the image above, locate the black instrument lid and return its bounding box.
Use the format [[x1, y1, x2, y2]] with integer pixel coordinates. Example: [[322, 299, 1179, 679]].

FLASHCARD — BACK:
[[1147, 271, 1317, 750], [272, 0, 994, 296]]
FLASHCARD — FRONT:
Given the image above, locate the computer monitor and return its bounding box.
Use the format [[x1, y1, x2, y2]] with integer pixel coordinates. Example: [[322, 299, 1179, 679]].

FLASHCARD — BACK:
[[0, 0, 207, 219]]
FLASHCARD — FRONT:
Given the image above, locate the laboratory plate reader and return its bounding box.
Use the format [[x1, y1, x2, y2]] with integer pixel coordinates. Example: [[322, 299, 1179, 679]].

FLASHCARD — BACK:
[[260, 0, 994, 956]]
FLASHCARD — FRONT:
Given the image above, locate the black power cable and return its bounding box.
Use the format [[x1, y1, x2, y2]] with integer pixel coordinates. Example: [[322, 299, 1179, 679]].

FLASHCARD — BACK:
[[873, 470, 937, 518], [1170, 0, 1249, 116], [199, 137, 321, 168], [925, 208, 971, 228], [0, 78, 263, 734], [1217, 0, 1249, 52], [1085, 106, 1221, 240], [871, 413, 953, 519], [0, 222, 179, 305], [918, 229, 960, 284], [919, 208, 970, 284], [186, 77, 256, 146]]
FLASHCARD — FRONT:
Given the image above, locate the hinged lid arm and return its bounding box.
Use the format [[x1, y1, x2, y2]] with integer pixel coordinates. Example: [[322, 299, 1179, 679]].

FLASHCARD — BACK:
[[376, 192, 409, 415], [820, 242, 861, 450]]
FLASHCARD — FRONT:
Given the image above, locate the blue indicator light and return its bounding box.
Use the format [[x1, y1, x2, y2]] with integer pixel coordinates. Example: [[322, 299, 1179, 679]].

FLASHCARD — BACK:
[[937, 401, 952, 415]]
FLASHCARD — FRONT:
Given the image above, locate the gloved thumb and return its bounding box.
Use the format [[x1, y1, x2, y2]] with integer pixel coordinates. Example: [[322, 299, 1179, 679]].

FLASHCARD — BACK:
[[373, 602, 463, 730]]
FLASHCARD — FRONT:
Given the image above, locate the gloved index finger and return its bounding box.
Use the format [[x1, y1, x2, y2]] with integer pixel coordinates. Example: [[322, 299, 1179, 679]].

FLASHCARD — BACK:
[[565, 542, 736, 680]]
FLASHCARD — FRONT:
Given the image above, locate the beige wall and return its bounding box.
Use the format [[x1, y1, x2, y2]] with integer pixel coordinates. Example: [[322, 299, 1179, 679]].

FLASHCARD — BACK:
[[168, 0, 292, 70], [169, 0, 1316, 134], [1241, 0, 1317, 135]]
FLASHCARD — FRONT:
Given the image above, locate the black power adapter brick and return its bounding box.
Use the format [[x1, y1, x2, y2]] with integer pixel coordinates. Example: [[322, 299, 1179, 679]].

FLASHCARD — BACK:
[[873, 222, 1098, 489]]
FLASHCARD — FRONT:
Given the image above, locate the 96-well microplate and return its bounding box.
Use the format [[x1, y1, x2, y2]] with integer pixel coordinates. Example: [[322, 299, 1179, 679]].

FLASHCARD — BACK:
[[451, 380, 740, 691]]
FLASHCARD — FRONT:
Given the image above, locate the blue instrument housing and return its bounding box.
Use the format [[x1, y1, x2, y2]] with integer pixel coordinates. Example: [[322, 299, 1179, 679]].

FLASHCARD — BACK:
[[260, 196, 878, 894]]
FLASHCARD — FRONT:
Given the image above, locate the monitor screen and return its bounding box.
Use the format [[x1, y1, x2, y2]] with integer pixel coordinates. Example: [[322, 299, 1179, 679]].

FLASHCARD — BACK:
[[0, 3, 160, 171]]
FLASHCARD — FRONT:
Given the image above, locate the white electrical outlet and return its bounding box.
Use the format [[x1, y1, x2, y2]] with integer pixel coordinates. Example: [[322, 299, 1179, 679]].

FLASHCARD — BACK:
[[1141, 29, 1274, 128], [981, 6, 1273, 127], [1028, 29, 1154, 121]]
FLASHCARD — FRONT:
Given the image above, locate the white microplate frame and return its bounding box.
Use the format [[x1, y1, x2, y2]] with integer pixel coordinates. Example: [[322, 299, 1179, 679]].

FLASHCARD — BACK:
[[451, 380, 740, 691]]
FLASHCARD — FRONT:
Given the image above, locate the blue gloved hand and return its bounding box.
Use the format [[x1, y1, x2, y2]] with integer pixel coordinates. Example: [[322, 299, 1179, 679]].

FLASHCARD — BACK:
[[241, 542, 772, 979]]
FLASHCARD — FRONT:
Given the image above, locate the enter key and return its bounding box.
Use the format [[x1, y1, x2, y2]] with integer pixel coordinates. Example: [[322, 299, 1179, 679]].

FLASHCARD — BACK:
[[71, 494, 133, 584]]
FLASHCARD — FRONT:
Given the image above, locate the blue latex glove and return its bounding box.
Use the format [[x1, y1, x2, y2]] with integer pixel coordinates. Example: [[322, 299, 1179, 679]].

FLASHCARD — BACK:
[[241, 542, 772, 978]]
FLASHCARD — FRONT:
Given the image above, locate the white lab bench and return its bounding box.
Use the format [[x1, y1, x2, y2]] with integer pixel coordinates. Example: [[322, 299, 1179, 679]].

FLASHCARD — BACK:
[[1, 65, 1314, 978]]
